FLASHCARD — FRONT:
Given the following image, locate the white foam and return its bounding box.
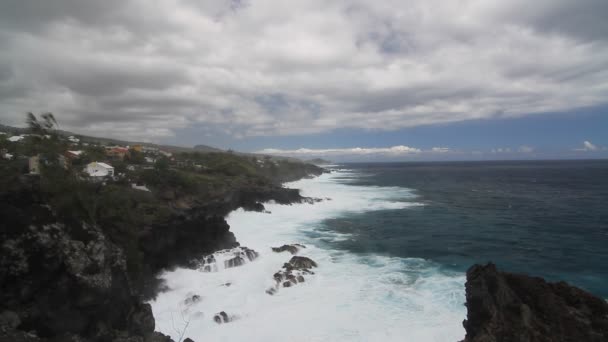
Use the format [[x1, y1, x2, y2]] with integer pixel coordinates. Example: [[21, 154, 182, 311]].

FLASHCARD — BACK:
[[150, 170, 466, 341]]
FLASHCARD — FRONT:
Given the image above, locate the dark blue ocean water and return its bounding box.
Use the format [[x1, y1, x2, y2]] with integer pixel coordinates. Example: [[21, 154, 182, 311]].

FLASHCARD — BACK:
[[321, 160, 608, 297]]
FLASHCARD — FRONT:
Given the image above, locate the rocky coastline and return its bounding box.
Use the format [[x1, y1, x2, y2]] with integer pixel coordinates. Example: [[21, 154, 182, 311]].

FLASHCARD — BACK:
[[462, 263, 608, 342], [0, 166, 323, 342], [3, 165, 608, 342]]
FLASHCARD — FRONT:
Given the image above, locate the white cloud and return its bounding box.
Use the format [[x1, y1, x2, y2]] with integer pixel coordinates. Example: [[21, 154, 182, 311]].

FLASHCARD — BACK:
[[583, 140, 598, 151], [518, 145, 534, 153], [576, 140, 599, 151], [491, 147, 512, 153], [0, 1, 607, 142], [258, 145, 422, 156]]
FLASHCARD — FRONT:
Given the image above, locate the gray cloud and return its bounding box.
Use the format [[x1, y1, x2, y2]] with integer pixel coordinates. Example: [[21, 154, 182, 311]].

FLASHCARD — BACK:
[[0, 0, 607, 142]]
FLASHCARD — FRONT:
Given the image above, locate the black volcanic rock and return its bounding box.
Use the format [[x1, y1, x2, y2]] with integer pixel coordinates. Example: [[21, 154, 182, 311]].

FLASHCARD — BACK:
[[267, 255, 318, 295], [0, 155, 322, 341], [271, 244, 306, 255], [287, 256, 317, 269], [213, 311, 232, 324], [463, 263, 608, 342]]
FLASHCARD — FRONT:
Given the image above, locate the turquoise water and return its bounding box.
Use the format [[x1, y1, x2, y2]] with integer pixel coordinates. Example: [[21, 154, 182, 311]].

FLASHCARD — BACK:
[[319, 160, 608, 297]]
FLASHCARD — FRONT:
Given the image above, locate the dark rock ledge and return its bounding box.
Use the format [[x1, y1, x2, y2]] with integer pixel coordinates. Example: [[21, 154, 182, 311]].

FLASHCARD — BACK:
[[462, 263, 608, 342], [266, 255, 317, 295], [0, 177, 320, 341]]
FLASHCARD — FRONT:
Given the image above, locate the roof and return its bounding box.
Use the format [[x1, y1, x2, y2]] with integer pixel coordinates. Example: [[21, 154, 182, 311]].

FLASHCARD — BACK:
[[8, 136, 24, 142], [96, 162, 114, 169], [67, 150, 84, 156], [88, 161, 113, 169]]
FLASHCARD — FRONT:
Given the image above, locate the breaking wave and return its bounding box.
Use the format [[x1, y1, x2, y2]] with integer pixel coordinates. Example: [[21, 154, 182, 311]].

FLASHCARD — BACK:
[[150, 169, 466, 341]]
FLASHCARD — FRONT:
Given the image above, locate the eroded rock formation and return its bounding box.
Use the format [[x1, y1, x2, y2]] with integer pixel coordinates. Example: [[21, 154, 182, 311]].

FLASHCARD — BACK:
[[463, 263, 608, 342]]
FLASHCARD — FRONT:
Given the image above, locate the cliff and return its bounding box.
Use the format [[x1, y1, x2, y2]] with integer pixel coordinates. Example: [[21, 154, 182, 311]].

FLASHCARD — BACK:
[[0, 159, 323, 341], [463, 263, 608, 342]]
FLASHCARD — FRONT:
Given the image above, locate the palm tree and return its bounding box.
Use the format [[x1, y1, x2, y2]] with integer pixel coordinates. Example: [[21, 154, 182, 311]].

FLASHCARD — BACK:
[[24, 112, 64, 165], [26, 112, 58, 135]]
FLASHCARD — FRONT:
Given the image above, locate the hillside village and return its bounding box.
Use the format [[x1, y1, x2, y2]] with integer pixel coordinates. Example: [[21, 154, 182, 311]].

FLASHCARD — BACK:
[[0, 117, 306, 196]]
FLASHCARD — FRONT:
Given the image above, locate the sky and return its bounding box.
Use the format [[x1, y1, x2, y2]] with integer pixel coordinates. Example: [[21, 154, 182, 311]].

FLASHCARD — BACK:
[[0, 0, 607, 161]]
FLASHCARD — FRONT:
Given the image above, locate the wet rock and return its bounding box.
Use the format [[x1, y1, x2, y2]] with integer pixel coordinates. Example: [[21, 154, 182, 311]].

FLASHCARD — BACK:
[[287, 256, 317, 269], [302, 197, 324, 204], [183, 294, 201, 306], [271, 244, 306, 255], [129, 303, 156, 336], [267, 254, 317, 294], [286, 274, 297, 283], [144, 332, 174, 342], [213, 311, 231, 324], [463, 263, 608, 342], [224, 255, 245, 268], [183, 338, 195, 342], [196, 246, 259, 271], [242, 247, 259, 261]]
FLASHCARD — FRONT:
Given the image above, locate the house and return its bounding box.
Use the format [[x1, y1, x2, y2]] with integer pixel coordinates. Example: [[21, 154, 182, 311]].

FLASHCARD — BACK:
[[106, 146, 129, 160], [131, 144, 143, 152], [131, 183, 150, 192], [65, 150, 84, 159], [8, 135, 25, 142], [142, 146, 159, 153], [1, 148, 12, 160], [29, 156, 40, 175], [159, 150, 172, 157], [144, 157, 155, 164], [85, 162, 114, 177], [67, 136, 80, 143]]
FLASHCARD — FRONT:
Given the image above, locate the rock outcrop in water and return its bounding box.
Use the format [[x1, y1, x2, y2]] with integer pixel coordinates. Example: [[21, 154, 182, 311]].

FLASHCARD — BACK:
[[266, 253, 317, 295], [271, 244, 306, 255], [195, 246, 259, 272], [463, 263, 608, 342]]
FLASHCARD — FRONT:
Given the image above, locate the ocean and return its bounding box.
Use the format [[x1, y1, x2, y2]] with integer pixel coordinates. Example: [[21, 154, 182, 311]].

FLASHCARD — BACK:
[[150, 160, 608, 341]]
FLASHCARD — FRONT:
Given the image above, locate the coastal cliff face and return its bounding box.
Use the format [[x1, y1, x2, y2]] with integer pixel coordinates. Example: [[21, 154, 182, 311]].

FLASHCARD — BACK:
[[0, 166, 321, 341], [0, 180, 171, 341], [463, 263, 608, 342]]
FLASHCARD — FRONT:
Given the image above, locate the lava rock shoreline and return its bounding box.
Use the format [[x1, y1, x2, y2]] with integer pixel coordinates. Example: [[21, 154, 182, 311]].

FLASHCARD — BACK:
[[462, 263, 608, 342], [0, 170, 323, 342]]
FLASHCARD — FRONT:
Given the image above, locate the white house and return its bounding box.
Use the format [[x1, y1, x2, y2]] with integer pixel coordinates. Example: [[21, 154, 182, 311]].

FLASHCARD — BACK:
[[8, 135, 25, 142], [66, 150, 84, 159], [29, 156, 40, 175], [131, 183, 150, 192], [68, 136, 80, 143], [159, 150, 172, 157], [85, 162, 114, 177]]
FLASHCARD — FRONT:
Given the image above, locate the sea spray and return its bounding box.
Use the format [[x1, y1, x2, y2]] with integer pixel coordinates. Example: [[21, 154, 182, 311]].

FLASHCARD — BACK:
[[150, 169, 466, 341]]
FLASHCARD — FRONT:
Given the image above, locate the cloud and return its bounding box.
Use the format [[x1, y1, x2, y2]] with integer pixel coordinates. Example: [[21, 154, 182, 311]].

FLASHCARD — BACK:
[[518, 145, 534, 153], [491, 147, 512, 153], [431, 147, 450, 153], [0, 1, 607, 142], [583, 141, 598, 151], [574, 140, 599, 152], [258, 145, 422, 156]]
